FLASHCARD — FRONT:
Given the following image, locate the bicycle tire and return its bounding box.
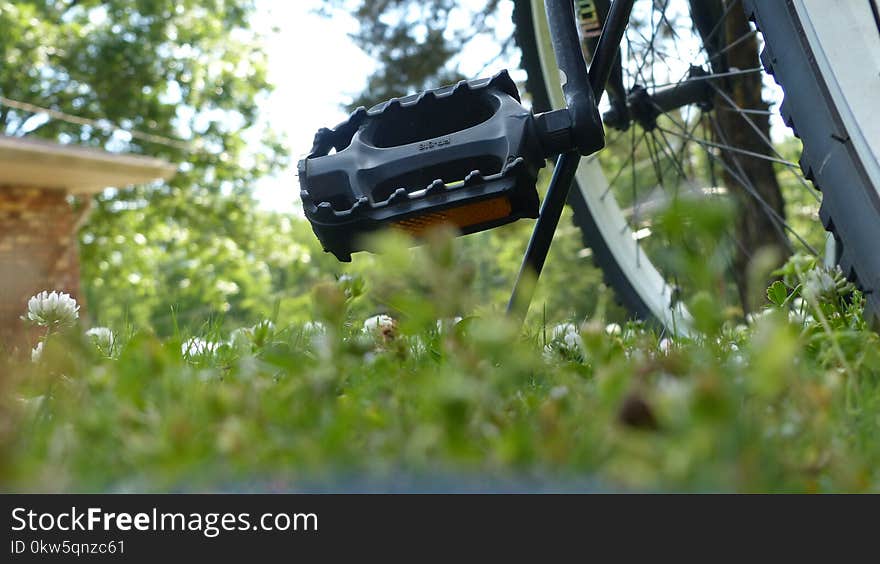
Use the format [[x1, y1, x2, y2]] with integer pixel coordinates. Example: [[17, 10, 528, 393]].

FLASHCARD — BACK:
[[513, 0, 880, 324], [744, 0, 880, 321]]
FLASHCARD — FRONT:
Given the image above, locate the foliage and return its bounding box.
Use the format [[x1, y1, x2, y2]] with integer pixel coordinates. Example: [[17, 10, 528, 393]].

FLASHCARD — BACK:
[[2, 233, 879, 492], [0, 0, 288, 332]]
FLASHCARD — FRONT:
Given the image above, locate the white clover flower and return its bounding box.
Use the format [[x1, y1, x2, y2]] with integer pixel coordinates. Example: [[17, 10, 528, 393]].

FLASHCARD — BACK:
[[802, 268, 837, 300], [435, 316, 463, 333], [31, 341, 44, 362], [544, 322, 583, 358], [302, 320, 326, 335], [605, 323, 622, 336], [363, 314, 395, 335], [746, 308, 773, 326], [229, 320, 275, 350], [657, 375, 690, 403], [405, 335, 428, 357], [181, 337, 220, 357], [549, 385, 569, 400], [229, 327, 253, 348], [787, 296, 814, 325], [551, 322, 578, 342], [26, 291, 79, 329], [562, 330, 581, 350], [248, 319, 275, 347], [85, 327, 115, 351], [253, 319, 275, 332]]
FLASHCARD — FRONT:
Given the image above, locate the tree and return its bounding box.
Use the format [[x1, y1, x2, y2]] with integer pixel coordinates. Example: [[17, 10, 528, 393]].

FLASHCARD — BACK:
[[0, 0, 293, 333]]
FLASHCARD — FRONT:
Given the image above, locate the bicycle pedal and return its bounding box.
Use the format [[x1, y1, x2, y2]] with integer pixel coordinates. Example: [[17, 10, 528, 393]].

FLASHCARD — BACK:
[[298, 70, 551, 261]]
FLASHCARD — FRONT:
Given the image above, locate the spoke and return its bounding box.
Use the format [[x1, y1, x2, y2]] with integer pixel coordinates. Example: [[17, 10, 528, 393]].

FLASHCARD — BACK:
[[660, 114, 800, 251], [708, 115, 817, 254], [644, 128, 667, 193], [708, 81, 820, 202], [697, 0, 742, 54], [657, 125, 800, 168], [634, 0, 669, 84], [650, 122, 754, 263], [716, 115, 819, 254], [718, 107, 775, 116], [709, 29, 758, 61], [601, 129, 650, 199], [651, 67, 764, 89]]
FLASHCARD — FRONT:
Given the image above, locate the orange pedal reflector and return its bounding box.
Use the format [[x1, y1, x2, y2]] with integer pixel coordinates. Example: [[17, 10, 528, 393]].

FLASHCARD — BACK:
[[393, 196, 513, 237]]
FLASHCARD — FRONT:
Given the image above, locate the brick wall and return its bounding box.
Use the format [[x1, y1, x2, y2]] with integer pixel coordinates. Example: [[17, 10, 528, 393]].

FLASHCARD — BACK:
[[0, 186, 86, 346]]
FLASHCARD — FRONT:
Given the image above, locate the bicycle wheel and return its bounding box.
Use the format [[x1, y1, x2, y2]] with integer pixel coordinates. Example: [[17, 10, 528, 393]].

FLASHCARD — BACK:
[[513, 0, 880, 330]]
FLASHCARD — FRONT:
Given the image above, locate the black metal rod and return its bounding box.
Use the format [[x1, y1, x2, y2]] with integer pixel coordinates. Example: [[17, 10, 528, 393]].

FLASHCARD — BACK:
[[506, 0, 636, 323], [506, 151, 581, 319], [588, 0, 637, 99], [544, 0, 603, 156], [602, 69, 714, 129]]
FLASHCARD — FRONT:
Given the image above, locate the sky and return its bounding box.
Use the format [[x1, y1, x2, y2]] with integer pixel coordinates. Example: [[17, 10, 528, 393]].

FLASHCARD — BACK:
[[249, 1, 372, 213]]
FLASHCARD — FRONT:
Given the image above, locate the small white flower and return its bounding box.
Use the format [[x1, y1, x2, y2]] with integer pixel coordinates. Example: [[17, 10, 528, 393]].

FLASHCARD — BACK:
[[803, 268, 837, 300], [657, 375, 690, 403], [746, 308, 772, 326], [229, 327, 253, 348], [181, 337, 220, 357], [216, 280, 240, 296], [544, 322, 583, 358], [85, 327, 115, 352], [658, 337, 673, 354], [551, 322, 578, 341], [363, 314, 395, 336], [787, 297, 814, 325], [229, 320, 275, 349], [303, 320, 326, 335], [255, 319, 275, 331], [605, 323, 622, 336], [26, 291, 79, 329], [31, 341, 44, 362], [250, 319, 275, 344], [435, 316, 463, 333]]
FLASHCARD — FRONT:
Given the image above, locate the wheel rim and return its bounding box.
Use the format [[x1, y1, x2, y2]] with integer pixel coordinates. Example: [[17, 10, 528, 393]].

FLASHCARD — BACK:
[[527, 0, 827, 334]]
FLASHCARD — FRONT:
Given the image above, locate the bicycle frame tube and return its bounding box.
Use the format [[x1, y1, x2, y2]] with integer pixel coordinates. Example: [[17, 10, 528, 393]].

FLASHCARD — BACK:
[[507, 0, 636, 322], [587, 0, 637, 97]]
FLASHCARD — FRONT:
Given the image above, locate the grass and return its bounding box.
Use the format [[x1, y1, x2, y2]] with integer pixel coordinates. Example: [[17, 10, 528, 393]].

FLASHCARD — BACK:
[[2, 233, 880, 493]]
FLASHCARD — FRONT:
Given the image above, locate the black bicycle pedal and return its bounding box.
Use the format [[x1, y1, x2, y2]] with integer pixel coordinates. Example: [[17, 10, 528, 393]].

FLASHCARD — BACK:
[[298, 70, 550, 261]]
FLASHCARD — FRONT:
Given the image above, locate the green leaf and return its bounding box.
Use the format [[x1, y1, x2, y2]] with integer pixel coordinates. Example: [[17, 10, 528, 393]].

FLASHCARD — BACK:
[[766, 281, 789, 307]]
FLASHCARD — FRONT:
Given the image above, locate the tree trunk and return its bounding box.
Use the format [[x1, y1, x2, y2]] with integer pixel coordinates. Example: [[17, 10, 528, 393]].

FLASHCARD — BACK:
[[694, 1, 791, 312]]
